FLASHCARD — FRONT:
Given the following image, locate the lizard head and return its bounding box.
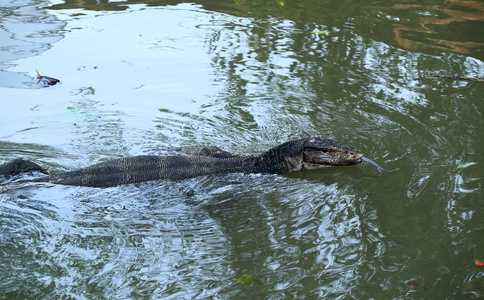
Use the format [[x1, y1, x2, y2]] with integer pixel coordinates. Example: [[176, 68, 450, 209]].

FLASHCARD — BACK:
[[0, 158, 48, 176], [300, 137, 363, 170], [257, 137, 363, 173]]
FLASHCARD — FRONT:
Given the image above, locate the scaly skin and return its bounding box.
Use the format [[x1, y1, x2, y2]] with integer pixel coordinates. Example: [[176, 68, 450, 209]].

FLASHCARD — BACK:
[[0, 137, 362, 187]]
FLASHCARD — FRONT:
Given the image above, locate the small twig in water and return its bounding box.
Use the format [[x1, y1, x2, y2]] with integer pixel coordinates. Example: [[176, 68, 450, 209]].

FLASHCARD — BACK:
[[430, 73, 484, 83]]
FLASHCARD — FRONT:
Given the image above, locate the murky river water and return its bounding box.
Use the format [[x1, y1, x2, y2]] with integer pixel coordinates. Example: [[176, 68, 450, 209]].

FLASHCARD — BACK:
[[1, 0, 484, 298]]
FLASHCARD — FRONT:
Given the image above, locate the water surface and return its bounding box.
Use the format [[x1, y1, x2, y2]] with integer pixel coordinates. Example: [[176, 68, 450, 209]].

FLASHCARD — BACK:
[[1, 0, 484, 298]]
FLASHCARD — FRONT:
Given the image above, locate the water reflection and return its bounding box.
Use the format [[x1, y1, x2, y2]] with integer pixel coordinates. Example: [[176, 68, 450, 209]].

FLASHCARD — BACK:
[[1, 0, 483, 299], [1, 181, 234, 298], [0, 0, 65, 88], [199, 174, 375, 298], [371, 0, 484, 59], [48, 0, 484, 60]]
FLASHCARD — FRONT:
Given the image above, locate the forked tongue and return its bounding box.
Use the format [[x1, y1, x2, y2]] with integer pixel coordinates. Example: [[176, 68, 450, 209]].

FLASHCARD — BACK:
[[361, 157, 398, 173]]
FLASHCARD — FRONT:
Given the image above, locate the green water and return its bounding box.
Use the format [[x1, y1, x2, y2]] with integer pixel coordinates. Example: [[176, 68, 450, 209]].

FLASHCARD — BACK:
[[1, 0, 483, 298]]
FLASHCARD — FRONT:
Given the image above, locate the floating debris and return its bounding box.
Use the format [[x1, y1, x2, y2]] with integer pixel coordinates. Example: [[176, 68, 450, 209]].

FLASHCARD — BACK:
[[233, 275, 259, 283], [457, 162, 477, 170], [311, 30, 331, 35], [475, 259, 484, 267], [36, 69, 60, 87], [430, 73, 484, 83]]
